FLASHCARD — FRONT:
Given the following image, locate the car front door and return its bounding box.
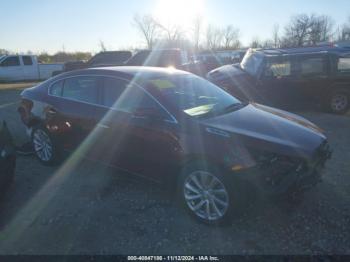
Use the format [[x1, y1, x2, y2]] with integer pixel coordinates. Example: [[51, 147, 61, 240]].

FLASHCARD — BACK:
[[0, 56, 23, 81], [97, 77, 181, 181]]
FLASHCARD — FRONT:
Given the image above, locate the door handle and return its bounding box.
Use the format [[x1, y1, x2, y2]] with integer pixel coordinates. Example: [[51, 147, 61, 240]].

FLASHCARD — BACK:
[[97, 123, 110, 129], [47, 108, 57, 115]]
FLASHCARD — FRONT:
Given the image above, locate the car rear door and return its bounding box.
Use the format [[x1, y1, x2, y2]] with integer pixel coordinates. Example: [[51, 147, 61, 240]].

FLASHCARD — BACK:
[[46, 76, 103, 153], [258, 55, 299, 108], [293, 53, 331, 108]]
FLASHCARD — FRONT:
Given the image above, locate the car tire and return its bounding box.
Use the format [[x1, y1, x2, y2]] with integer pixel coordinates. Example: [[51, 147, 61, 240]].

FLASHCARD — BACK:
[[31, 126, 59, 165], [177, 160, 244, 225], [328, 90, 349, 114]]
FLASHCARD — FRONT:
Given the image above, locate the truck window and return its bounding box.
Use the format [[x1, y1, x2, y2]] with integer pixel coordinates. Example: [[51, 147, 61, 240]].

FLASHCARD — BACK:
[[1, 56, 20, 67], [264, 58, 291, 78], [299, 57, 326, 76], [22, 56, 33, 66], [337, 58, 350, 74]]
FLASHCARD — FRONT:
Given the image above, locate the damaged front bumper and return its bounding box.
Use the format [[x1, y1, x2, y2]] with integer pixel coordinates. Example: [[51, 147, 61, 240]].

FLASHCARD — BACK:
[[235, 141, 332, 196]]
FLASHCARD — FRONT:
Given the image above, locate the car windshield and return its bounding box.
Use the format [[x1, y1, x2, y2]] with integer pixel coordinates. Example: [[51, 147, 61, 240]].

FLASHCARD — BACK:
[[142, 74, 243, 117], [240, 50, 265, 76]]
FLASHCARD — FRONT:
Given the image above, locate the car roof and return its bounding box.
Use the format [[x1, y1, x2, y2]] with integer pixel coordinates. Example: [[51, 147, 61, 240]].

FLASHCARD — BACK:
[[255, 45, 350, 57], [53, 66, 190, 81]]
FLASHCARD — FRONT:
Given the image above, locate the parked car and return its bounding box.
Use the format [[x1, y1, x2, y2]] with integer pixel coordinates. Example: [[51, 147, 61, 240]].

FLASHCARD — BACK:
[[207, 46, 350, 114], [52, 51, 132, 76], [18, 67, 331, 224], [0, 121, 16, 194], [0, 55, 63, 82]]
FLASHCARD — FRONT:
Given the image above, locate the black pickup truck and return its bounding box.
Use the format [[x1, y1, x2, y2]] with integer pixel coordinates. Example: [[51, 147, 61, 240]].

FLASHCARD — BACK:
[[125, 49, 217, 77], [53, 51, 132, 75], [207, 45, 350, 114]]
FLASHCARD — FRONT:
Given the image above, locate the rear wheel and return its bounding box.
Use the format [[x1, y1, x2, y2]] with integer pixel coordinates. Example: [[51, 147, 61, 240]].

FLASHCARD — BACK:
[[329, 90, 349, 114], [31, 126, 59, 165]]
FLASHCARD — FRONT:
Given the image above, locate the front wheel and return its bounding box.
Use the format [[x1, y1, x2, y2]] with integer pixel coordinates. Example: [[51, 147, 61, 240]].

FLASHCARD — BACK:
[[31, 126, 59, 165], [178, 162, 242, 225], [328, 90, 349, 114]]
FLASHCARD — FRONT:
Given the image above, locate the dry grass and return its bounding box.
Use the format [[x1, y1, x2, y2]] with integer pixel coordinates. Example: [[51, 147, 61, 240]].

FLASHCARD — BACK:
[[0, 82, 41, 91]]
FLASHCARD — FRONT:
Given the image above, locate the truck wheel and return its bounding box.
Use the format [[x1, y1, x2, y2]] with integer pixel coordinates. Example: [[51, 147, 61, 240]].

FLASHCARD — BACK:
[[329, 90, 349, 114], [31, 126, 59, 165], [177, 161, 243, 225]]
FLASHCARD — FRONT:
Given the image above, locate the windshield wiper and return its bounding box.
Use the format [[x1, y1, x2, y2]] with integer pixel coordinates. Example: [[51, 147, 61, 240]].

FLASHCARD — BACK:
[[198, 102, 247, 119], [220, 102, 246, 113]]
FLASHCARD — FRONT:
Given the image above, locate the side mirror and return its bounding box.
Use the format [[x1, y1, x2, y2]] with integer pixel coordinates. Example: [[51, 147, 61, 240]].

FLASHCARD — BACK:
[[132, 107, 164, 121]]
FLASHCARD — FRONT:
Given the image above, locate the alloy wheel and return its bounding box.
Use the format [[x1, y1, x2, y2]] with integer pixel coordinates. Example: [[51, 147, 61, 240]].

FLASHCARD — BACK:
[[33, 129, 53, 162], [184, 171, 229, 221], [331, 93, 348, 112]]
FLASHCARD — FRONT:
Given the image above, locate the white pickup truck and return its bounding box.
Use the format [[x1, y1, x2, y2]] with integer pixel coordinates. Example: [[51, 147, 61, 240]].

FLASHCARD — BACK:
[[0, 55, 63, 82]]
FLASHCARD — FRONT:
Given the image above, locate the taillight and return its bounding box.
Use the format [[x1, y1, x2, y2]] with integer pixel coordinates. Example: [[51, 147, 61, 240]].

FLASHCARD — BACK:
[[18, 99, 33, 124]]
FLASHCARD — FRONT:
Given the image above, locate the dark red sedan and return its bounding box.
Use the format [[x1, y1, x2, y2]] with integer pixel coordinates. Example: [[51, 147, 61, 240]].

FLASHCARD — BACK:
[[18, 67, 331, 224]]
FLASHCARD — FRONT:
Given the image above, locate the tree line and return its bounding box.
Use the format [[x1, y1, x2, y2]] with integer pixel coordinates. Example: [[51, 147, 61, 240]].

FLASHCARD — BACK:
[[133, 13, 350, 50], [1, 13, 350, 63]]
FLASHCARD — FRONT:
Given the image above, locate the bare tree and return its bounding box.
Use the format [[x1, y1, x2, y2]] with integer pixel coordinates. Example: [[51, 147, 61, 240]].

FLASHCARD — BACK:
[[192, 16, 203, 52], [337, 17, 350, 41], [272, 24, 280, 48], [133, 14, 160, 49], [284, 14, 313, 47], [250, 37, 262, 48], [0, 49, 9, 55], [309, 15, 334, 44], [159, 23, 184, 43], [222, 25, 240, 49], [283, 14, 334, 47], [206, 25, 224, 50], [99, 40, 107, 52]]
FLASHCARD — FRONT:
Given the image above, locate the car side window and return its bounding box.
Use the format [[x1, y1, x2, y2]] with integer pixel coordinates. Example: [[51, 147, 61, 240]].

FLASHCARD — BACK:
[[22, 56, 33, 66], [299, 56, 326, 76], [62, 76, 99, 104], [49, 80, 64, 96], [114, 83, 171, 120], [1, 56, 20, 67], [102, 77, 128, 107], [337, 58, 350, 75], [264, 58, 291, 78]]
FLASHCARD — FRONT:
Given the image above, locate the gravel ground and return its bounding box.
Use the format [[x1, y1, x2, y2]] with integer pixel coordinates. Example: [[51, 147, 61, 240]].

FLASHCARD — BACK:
[[0, 83, 349, 255]]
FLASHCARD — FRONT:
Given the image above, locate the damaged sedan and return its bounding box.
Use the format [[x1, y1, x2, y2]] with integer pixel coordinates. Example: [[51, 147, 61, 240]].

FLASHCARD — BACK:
[[18, 67, 331, 224]]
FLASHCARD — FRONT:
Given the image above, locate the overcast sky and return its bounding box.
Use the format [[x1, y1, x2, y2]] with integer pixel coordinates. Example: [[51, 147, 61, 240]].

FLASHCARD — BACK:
[[1, 0, 349, 54]]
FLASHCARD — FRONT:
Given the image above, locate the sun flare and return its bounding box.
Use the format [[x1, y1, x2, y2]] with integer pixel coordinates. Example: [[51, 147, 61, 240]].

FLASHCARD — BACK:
[[153, 0, 205, 30]]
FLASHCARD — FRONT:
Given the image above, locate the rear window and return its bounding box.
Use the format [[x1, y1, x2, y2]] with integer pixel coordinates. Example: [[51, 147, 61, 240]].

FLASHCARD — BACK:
[[337, 58, 350, 74], [22, 56, 33, 66], [62, 76, 99, 104], [300, 57, 326, 76]]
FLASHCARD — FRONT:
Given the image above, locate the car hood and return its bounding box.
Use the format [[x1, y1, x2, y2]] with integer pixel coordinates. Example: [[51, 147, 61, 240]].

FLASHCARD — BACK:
[[207, 64, 247, 80], [201, 103, 326, 159]]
